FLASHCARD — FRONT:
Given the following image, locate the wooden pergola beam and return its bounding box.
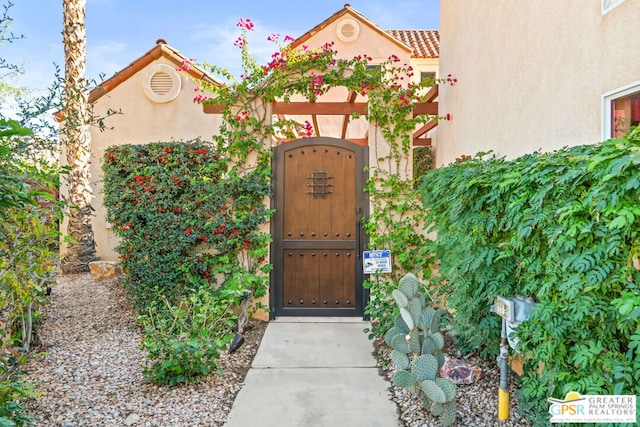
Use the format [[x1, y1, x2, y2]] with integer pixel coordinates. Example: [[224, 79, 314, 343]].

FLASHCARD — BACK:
[[272, 101, 368, 115], [341, 90, 358, 139], [413, 119, 438, 139], [423, 84, 439, 103], [204, 99, 438, 118], [413, 138, 432, 146], [412, 102, 438, 117]]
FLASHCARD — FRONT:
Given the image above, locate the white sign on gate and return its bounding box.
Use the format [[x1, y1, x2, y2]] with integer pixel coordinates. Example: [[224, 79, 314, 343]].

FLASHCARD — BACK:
[[363, 250, 392, 274]]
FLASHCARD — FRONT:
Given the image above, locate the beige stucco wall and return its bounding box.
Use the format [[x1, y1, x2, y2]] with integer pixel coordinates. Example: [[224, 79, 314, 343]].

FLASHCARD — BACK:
[[301, 12, 413, 65], [60, 56, 222, 262], [437, 0, 640, 166]]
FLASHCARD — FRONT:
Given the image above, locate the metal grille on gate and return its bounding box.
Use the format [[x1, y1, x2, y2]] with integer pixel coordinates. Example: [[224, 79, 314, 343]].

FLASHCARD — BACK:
[[306, 171, 333, 199]]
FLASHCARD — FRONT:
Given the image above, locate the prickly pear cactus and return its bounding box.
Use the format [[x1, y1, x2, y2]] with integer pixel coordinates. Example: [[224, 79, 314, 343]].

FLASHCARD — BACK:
[[386, 273, 457, 426], [411, 354, 438, 381]]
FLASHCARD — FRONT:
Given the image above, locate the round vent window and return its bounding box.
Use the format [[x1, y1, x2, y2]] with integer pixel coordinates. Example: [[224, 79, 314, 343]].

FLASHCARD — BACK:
[[142, 63, 182, 103], [336, 18, 360, 43]]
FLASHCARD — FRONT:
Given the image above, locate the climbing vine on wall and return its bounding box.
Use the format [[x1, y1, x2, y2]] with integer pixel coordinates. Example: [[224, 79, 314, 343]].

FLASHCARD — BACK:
[[191, 19, 448, 335]]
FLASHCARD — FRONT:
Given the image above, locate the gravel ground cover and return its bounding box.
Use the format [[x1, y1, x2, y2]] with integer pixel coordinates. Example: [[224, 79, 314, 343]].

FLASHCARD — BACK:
[[22, 273, 266, 427], [22, 273, 532, 426], [375, 341, 533, 426]]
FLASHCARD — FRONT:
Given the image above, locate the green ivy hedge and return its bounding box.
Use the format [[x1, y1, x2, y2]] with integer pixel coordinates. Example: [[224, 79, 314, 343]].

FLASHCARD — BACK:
[[102, 140, 271, 385], [419, 129, 640, 425]]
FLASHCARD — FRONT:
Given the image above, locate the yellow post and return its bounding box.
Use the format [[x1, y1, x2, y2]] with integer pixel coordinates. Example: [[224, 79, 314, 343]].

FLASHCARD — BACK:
[[497, 317, 510, 421], [498, 387, 509, 420]]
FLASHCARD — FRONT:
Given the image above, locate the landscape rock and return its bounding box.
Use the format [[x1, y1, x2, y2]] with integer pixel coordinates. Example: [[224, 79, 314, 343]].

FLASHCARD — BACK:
[[88, 261, 121, 281], [124, 413, 140, 426], [440, 357, 482, 384]]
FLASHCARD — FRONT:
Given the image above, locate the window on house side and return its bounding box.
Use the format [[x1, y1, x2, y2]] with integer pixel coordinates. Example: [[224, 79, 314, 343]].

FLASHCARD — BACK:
[[602, 0, 626, 13], [603, 82, 640, 139], [612, 92, 640, 137], [421, 71, 436, 85]]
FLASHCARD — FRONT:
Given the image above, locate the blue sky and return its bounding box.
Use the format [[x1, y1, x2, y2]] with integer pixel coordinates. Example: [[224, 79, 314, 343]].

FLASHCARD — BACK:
[[3, 0, 439, 96]]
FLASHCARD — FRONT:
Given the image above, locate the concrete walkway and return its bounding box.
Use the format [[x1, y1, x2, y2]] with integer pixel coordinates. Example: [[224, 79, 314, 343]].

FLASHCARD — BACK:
[[224, 318, 401, 427]]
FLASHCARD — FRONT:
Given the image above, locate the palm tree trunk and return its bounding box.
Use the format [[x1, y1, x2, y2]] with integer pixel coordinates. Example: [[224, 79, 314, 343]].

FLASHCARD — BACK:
[[61, 0, 96, 274]]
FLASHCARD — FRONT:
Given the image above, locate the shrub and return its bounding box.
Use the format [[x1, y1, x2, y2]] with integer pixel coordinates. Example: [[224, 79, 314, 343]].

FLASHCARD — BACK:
[[103, 140, 271, 384], [139, 286, 242, 386], [419, 128, 640, 425], [0, 119, 60, 426]]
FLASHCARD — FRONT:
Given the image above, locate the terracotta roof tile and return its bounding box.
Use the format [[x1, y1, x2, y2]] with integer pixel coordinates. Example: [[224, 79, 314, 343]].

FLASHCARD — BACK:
[[387, 30, 439, 58]]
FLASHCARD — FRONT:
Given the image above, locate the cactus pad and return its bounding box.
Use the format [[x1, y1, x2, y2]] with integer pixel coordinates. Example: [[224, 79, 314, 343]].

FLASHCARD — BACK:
[[392, 369, 416, 389], [422, 307, 435, 331], [436, 351, 445, 369], [416, 291, 426, 309], [411, 354, 438, 381], [421, 336, 436, 355], [394, 313, 410, 333], [430, 309, 446, 332], [430, 402, 445, 416], [400, 307, 415, 330], [392, 289, 409, 308], [384, 327, 402, 348], [390, 349, 410, 370], [421, 379, 447, 403], [398, 273, 419, 298], [407, 297, 422, 324], [441, 401, 457, 426], [407, 328, 420, 353], [428, 331, 445, 350], [435, 378, 457, 401], [391, 333, 410, 353]]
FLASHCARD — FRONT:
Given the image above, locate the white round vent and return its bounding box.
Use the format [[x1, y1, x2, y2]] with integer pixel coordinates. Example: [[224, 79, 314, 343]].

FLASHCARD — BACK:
[[142, 63, 182, 103], [336, 18, 360, 43]]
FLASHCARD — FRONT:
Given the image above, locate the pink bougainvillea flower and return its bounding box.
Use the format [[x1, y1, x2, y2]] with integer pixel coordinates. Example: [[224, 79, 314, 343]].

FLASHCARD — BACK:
[[193, 94, 209, 103], [299, 121, 313, 138], [234, 37, 247, 48], [237, 18, 254, 31], [310, 72, 324, 95], [284, 35, 295, 43], [177, 58, 195, 72]]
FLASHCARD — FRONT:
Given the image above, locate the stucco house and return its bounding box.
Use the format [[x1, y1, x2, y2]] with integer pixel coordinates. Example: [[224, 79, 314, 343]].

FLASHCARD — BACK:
[[437, 0, 640, 166], [59, 40, 224, 263], [62, 4, 440, 319]]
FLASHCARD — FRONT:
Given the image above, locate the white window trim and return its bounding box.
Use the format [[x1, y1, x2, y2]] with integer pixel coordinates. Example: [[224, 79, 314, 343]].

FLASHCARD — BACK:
[[602, 80, 640, 140], [602, 0, 626, 14]]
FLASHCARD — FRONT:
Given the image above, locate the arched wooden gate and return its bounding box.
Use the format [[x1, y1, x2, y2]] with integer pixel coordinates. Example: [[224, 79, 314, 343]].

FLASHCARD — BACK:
[[271, 137, 369, 317]]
